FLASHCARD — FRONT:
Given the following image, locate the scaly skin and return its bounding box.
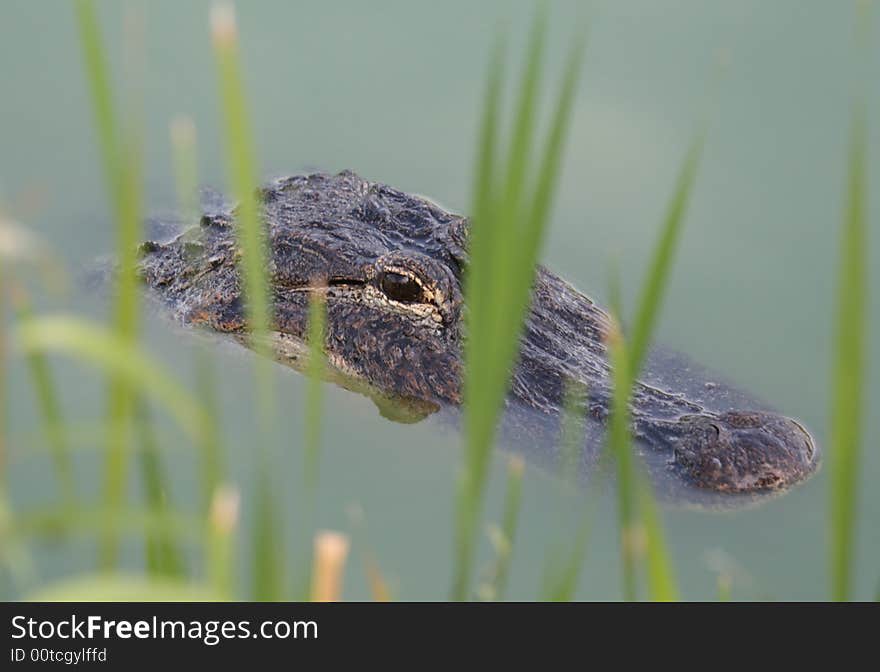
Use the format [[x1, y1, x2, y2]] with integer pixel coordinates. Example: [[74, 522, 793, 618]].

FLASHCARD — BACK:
[[137, 170, 818, 494]]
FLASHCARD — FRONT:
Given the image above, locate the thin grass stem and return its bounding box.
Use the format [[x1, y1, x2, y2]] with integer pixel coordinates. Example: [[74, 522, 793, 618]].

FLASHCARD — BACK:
[[453, 13, 585, 601], [211, 2, 281, 600], [74, 0, 144, 568], [134, 401, 184, 578], [829, 105, 868, 601], [12, 291, 75, 504], [207, 485, 239, 599]]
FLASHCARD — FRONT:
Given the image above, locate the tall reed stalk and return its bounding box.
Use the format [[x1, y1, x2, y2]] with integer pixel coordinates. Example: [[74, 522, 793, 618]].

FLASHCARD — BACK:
[[827, 0, 871, 603], [539, 381, 595, 601], [169, 117, 227, 514], [211, 2, 282, 600], [828, 105, 868, 601], [294, 289, 327, 600], [135, 401, 183, 578], [480, 455, 525, 601], [74, 0, 144, 569], [208, 486, 240, 599], [605, 133, 703, 601], [0, 268, 5, 485], [13, 293, 75, 504], [452, 12, 585, 599]]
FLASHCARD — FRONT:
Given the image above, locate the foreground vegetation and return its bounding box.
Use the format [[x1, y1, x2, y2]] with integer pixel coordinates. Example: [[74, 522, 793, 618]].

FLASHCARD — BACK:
[[0, 1, 872, 601]]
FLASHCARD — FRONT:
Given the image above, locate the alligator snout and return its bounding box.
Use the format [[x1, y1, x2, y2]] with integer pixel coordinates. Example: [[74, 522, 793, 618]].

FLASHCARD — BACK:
[[671, 411, 819, 493]]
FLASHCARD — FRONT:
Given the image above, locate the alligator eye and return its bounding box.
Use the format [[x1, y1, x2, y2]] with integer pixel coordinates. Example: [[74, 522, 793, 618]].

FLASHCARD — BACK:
[[380, 271, 424, 303]]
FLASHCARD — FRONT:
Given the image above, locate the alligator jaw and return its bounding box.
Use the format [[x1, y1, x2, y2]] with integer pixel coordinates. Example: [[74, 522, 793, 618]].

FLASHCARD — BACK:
[[243, 329, 440, 424]]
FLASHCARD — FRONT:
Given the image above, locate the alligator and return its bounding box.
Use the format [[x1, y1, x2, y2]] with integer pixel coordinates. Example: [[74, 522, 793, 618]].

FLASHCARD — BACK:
[[136, 170, 818, 498]]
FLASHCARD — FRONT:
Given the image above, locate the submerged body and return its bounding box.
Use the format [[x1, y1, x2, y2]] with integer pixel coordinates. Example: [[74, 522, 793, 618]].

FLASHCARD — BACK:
[[138, 170, 818, 496]]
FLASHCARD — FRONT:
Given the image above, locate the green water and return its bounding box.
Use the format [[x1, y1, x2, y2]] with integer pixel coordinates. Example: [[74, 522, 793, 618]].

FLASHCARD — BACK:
[[1, 0, 878, 599]]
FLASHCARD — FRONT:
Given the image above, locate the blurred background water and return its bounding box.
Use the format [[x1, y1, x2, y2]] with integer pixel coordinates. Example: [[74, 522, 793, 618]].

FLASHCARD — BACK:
[[1, 0, 878, 599]]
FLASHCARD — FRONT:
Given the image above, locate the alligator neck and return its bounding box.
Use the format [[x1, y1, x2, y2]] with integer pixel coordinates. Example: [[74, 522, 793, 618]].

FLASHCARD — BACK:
[[509, 267, 706, 436]]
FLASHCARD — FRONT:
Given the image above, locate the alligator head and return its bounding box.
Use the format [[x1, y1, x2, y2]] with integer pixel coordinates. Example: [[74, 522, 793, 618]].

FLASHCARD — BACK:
[[139, 171, 468, 420]]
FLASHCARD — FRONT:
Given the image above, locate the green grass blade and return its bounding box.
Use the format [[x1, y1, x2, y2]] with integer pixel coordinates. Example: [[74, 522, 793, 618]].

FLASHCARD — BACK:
[[606, 319, 638, 601], [99, 137, 142, 570], [488, 8, 546, 340], [211, 4, 272, 406], [14, 316, 210, 445], [26, 574, 220, 602], [13, 295, 75, 504], [304, 289, 326, 493], [75, 0, 144, 568], [452, 31, 508, 602], [483, 14, 547, 389], [540, 376, 597, 602], [461, 34, 506, 445], [600, 126, 704, 601], [194, 351, 225, 513], [559, 379, 588, 482], [498, 7, 547, 228], [291, 289, 328, 600], [608, 127, 705, 600], [0, 488, 37, 594], [604, 130, 697, 598], [829, 105, 868, 602], [481, 456, 525, 601], [453, 15, 584, 600], [627, 134, 704, 377], [543, 517, 590, 601], [0, 270, 5, 486], [134, 401, 184, 578], [471, 33, 504, 245], [345, 505, 394, 601], [514, 27, 586, 316], [211, 2, 281, 602], [207, 486, 239, 600], [716, 572, 732, 602], [168, 118, 227, 513], [251, 468, 283, 601], [637, 473, 678, 601], [13, 507, 203, 543], [496, 456, 525, 598], [73, 0, 120, 205], [499, 24, 585, 422], [465, 34, 504, 373], [608, 303, 679, 603]]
